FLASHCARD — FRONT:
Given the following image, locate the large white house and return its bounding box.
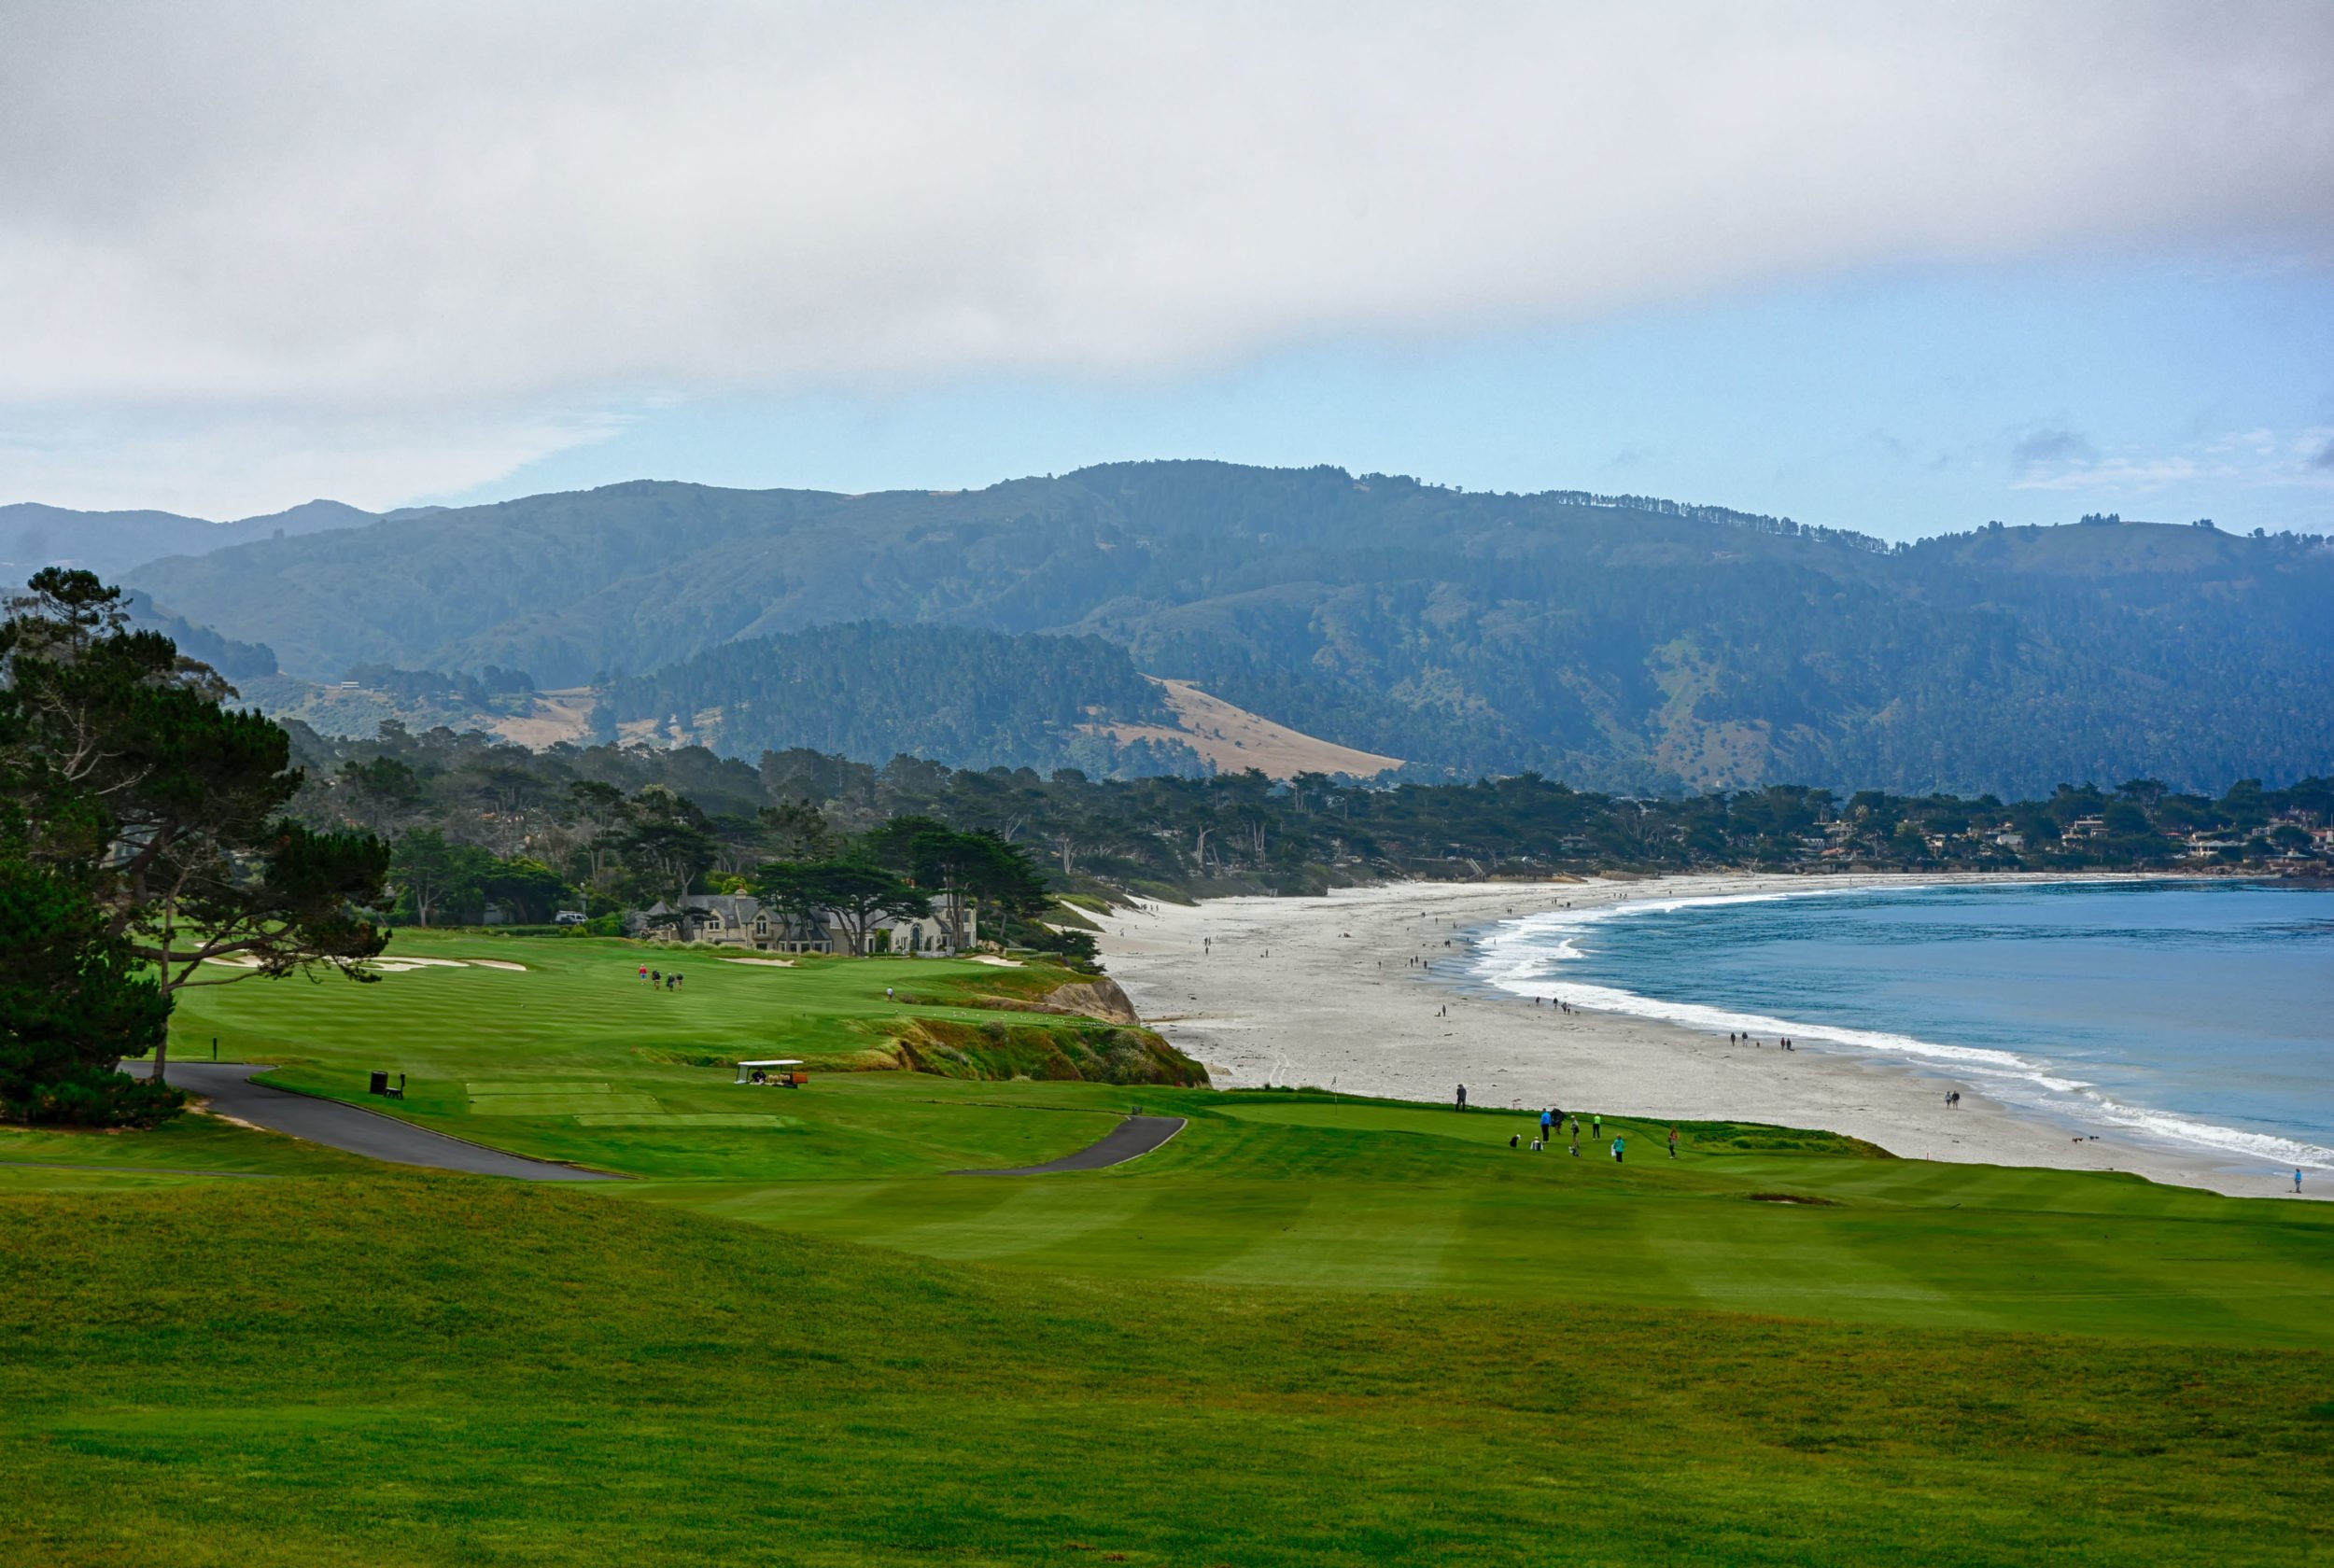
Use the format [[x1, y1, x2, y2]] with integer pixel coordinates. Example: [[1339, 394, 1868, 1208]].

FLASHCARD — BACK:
[[630, 891, 978, 956]]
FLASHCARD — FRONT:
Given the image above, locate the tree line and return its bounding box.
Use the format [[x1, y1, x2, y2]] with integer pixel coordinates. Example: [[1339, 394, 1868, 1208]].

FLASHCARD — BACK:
[[296, 717, 2332, 922]]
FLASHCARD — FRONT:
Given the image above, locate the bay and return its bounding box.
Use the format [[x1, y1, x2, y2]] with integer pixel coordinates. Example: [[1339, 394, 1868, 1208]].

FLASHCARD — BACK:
[[1470, 879, 2334, 1173]]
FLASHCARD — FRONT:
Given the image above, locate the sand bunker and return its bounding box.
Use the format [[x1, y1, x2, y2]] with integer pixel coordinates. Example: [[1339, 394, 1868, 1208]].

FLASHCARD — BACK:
[[966, 955, 1022, 967], [469, 959, 527, 971], [721, 957, 796, 967]]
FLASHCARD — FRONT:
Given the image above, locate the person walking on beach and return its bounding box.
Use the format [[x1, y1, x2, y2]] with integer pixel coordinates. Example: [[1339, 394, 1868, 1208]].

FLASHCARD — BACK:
[[2298, 1169, 2306, 1195]]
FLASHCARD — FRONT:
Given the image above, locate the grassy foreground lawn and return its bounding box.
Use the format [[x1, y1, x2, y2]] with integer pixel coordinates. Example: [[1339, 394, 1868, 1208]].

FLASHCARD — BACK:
[[3, 931, 2328, 1561], [6, 1177, 2331, 1568]]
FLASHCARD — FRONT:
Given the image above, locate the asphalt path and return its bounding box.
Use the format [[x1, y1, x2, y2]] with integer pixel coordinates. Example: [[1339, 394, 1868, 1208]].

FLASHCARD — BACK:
[[129, 1062, 624, 1181], [954, 1113, 1187, 1176]]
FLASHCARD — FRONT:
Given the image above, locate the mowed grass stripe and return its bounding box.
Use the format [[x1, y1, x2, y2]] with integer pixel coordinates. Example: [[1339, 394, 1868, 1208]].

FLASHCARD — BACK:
[[573, 1113, 791, 1128], [1202, 1181, 1467, 1290], [471, 1094, 664, 1117], [882, 1181, 1161, 1262]]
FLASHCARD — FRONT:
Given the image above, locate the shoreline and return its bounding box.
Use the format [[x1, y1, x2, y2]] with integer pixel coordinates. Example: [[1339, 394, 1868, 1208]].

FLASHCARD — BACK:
[[1096, 873, 2320, 1202]]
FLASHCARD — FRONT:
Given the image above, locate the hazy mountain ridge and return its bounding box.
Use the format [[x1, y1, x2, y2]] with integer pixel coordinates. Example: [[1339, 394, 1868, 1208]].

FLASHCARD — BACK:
[[0, 497, 401, 580], [116, 461, 2334, 796]]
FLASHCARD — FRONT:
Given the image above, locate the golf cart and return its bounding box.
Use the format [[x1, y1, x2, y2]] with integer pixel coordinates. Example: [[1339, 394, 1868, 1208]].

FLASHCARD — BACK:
[[735, 1057, 808, 1088]]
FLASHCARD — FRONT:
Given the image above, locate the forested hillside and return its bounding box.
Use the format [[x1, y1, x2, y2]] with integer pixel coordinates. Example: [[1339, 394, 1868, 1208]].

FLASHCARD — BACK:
[[604, 622, 1204, 777], [119, 462, 2334, 797]]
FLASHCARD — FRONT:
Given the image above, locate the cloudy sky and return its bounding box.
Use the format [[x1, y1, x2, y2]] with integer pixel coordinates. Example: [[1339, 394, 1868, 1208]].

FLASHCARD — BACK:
[[3, 0, 2330, 535]]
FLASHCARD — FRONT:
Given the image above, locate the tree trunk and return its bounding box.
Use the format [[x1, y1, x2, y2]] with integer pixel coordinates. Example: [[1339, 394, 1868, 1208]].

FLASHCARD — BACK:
[[150, 1036, 168, 1086]]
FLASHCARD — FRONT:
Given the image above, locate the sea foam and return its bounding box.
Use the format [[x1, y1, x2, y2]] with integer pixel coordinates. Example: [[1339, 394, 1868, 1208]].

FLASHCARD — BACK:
[[1469, 887, 2334, 1173]]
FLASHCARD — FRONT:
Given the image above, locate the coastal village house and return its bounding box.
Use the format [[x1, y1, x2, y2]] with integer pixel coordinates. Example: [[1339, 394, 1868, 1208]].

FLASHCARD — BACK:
[[630, 892, 978, 956]]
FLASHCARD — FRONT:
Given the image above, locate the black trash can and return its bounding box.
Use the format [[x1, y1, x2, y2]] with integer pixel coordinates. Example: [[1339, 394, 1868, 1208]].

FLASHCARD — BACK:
[[369, 1071, 389, 1096]]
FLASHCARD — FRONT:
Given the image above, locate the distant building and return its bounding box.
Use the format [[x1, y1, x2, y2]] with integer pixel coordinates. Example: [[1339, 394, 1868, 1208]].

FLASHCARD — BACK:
[[630, 892, 977, 956]]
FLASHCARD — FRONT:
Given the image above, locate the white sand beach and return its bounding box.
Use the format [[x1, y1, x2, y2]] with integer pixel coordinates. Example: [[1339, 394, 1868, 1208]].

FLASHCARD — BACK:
[[1097, 875, 2306, 1200]]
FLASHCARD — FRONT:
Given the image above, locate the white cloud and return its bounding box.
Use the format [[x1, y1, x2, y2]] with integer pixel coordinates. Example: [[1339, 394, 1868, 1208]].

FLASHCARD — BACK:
[[0, 404, 626, 518], [2010, 424, 2334, 499], [1, 1, 2330, 511]]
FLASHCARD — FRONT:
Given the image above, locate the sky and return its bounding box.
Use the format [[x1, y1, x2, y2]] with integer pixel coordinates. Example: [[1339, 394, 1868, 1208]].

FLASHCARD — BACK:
[[2, 1, 2330, 538]]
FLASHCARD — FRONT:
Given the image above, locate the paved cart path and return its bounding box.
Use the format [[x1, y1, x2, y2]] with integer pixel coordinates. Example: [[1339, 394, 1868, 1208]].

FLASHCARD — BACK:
[[954, 1114, 1187, 1176], [130, 1062, 625, 1182]]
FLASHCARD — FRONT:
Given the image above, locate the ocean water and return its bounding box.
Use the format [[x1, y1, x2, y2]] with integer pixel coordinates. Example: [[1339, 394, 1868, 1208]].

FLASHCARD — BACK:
[[1469, 879, 2334, 1174]]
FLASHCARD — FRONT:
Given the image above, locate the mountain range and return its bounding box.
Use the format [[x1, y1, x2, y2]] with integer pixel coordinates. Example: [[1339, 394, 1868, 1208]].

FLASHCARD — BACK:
[[1, 497, 445, 581], [16, 460, 2327, 797]]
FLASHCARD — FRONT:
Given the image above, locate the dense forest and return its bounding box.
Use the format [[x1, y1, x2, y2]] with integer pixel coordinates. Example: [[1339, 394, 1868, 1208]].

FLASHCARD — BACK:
[[602, 622, 1205, 778], [288, 721, 2333, 928], [124, 463, 2334, 798]]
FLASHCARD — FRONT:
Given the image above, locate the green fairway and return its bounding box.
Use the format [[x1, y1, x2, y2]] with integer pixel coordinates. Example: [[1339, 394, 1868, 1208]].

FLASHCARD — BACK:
[[150, 930, 2334, 1346], [164, 930, 1186, 1179], [4, 1178, 2329, 1567], [5, 931, 2329, 1562], [633, 1087, 2334, 1348]]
